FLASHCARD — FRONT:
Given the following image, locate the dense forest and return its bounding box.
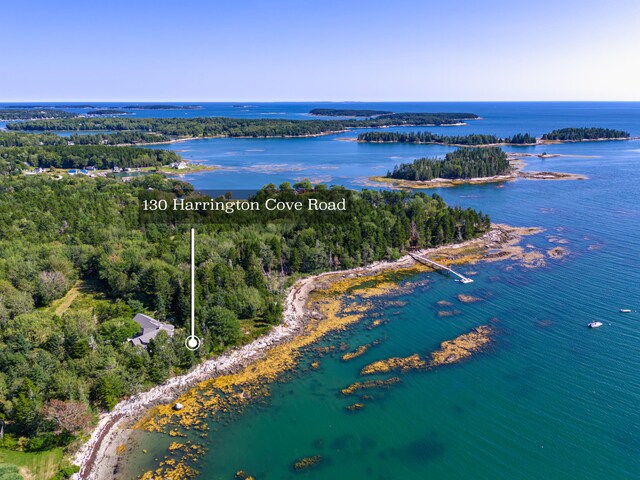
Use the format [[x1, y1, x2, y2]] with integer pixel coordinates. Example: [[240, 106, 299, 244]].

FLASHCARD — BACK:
[[67, 132, 170, 145], [0, 132, 68, 147], [358, 131, 536, 145], [309, 108, 392, 116], [0, 145, 180, 173], [0, 174, 489, 454], [386, 147, 512, 181], [0, 109, 76, 120], [7, 112, 480, 138], [541, 127, 630, 141]]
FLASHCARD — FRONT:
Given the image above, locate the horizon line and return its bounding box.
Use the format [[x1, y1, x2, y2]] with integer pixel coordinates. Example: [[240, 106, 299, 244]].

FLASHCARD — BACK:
[[2, 100, 640, 104]]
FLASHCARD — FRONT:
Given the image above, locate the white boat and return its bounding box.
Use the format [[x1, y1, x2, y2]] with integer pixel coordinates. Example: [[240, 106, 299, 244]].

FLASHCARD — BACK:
[[588, 321, 603, 328], [619, 309, 632, 313]]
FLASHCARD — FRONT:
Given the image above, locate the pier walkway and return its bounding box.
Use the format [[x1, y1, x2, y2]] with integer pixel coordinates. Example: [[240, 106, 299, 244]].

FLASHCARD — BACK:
[[409, 253, 474, 284]]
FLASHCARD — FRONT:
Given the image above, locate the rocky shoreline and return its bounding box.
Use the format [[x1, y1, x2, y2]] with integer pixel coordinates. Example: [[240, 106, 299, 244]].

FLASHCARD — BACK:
[[73, 224, 541, 479]]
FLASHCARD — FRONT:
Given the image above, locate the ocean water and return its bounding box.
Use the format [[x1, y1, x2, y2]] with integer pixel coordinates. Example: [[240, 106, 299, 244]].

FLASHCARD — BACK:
[[111, 103, 640, 479], [6, 102, 640, 479]]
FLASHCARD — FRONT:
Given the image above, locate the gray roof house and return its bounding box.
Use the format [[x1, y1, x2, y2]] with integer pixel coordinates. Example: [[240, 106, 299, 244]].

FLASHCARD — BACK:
[[128, 313, 175, 347]]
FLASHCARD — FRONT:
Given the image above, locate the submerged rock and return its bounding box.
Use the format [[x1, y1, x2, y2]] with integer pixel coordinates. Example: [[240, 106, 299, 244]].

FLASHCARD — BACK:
[[292, 454, 322, 471], [456, 294, 483, 303], [235, 471, 255, 480], [547, 246, 569, 259], [341, 377, 401, 396], [429, 325, 493, 367]]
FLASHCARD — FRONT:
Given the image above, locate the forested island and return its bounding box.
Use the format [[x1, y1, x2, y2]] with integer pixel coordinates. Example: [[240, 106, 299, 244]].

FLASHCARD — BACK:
[[541, 127, 630, 141], [358, 131, 536, 145], [358, 127, 634, 146], [0, 173, 489, 473], [86, 109, 130, 115], [53, 105, 97, 109], [6, 112, 480, 139], [386, 147, 512, 181], [309, 108, 392, 117], [0, 109, 76, 120], [309, 109, 479, 123]]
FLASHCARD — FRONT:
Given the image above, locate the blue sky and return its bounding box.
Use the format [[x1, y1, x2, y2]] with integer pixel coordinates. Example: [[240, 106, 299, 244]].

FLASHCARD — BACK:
[[2, 0, 639, 101]]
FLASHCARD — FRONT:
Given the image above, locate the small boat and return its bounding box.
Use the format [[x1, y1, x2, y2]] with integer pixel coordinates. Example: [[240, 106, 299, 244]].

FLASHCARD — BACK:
[[588, 321, 603, 328], [619, 309, 632, 313]]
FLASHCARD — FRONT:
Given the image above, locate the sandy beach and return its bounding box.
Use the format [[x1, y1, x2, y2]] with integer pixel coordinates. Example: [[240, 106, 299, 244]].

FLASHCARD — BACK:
[[73, 224, 543, 479]]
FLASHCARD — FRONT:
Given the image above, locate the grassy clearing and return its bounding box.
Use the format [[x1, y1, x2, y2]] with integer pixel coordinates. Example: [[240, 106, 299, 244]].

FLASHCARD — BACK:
[[0, 448, 63, 480], [47, 278, 110, 319], [51, 285, 80, 317]]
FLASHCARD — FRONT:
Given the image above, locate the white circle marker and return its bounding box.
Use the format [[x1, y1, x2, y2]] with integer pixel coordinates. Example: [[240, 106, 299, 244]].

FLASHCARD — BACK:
[[185, 335, 201, 351]]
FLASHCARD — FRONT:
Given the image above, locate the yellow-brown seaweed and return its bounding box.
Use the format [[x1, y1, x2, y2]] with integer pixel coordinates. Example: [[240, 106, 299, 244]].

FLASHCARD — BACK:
[[341, 339, 381, 361], [341, 377, 401, 396], [429, 325, 493, 366], [360, 354, 426, 375]]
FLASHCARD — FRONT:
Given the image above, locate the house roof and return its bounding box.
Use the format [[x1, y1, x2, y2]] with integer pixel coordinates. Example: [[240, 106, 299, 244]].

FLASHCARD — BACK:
[[129, 313, 175, 347]]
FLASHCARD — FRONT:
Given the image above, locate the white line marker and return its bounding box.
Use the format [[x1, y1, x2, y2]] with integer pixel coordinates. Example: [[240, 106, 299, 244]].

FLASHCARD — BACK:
[[185, 228, 201, 351]]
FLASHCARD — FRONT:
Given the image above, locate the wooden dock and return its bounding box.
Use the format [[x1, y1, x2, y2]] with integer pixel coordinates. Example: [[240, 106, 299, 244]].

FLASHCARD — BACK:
[[409, 253, 474, 283]]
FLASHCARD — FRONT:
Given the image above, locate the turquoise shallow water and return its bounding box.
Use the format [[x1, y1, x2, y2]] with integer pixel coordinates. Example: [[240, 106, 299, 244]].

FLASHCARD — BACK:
[[30, 102, 637, 479]]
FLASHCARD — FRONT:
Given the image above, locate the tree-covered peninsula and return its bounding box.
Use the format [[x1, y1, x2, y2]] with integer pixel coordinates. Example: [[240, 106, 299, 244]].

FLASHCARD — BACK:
[[359, 131, 536, 145], [386, 147, 512, 181], [8, 112, 480, 139], [0, 145, 180, 173], [0, 173, 489, 458], [67, 132, 170, 145], [0, 132, 68, 147], [0, 131, 170, 148], [541, 127, 630, 141]]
